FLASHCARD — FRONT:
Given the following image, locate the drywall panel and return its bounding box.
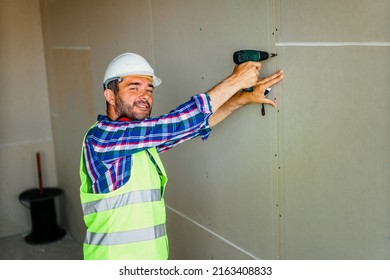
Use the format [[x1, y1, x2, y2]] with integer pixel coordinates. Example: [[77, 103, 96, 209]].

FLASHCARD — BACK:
[[43, 0, 89, 47], [39, 0, 93, 244], [0, 0, 53, 144], [86, 0, 155, 116], [0, 0, 57, 238], [152, 0, 279, 259], [50, 49, 95, 243], [276, 0, 390, 260], [278, 46, 390, 259], [279, 0, 390, 42]]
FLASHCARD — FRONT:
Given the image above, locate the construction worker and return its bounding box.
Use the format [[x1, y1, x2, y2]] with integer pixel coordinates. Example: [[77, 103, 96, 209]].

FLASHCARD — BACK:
[[79, 53, 283, 259]]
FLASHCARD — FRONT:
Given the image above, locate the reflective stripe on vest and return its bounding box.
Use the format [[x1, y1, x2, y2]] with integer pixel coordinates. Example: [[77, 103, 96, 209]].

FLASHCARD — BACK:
[[85, 224, 166, 246], [82, 189, 161, 215]]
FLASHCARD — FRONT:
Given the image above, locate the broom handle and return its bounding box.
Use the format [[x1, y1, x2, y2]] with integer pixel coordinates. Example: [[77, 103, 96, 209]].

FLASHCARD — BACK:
[[36, 152, 43, 194]]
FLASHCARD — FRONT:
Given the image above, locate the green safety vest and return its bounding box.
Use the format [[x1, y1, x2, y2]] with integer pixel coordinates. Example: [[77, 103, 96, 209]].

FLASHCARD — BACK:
[[80, 137, 168, 260]]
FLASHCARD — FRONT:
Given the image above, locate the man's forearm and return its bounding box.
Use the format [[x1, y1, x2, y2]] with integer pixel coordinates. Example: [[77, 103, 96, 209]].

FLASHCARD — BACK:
[[206, 75, 243, 114], [208, 91, 244, 127]]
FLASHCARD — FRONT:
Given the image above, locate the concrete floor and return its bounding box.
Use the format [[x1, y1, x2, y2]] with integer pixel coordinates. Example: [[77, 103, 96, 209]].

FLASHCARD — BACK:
[[0, 233, 83, 260]]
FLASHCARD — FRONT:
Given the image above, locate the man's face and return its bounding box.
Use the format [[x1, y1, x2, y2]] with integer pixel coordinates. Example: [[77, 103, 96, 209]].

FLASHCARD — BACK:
[[114, 76, 154, 120]]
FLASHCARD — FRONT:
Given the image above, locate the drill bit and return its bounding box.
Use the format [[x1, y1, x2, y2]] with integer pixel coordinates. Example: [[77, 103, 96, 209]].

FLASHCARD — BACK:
[[269, 53, 277, 57]]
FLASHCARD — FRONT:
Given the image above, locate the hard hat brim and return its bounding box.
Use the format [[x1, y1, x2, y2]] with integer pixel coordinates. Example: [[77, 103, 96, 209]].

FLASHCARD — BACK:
[[103, 74, 161, 88]]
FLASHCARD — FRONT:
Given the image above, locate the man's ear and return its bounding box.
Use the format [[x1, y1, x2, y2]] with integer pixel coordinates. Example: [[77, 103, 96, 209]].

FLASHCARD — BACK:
[[104, 89, 115, 106]]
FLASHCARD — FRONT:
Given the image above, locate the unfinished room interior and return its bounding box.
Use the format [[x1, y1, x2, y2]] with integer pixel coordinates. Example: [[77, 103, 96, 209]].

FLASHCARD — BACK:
[[0, 0, 389, 260]]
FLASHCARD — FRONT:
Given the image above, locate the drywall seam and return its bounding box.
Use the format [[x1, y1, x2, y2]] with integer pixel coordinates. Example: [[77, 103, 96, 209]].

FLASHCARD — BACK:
[[0, 138, 53, 149], [271, 0, 282, 260], [148, 0, 156, 68], [166, 205, 260, 260], [276, 42, 390, 47]]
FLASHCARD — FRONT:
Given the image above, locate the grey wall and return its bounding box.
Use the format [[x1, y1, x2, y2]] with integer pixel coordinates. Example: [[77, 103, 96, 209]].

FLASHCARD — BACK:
[[275, 0, 390, 259], [2, 0, 388, 259], [152, 0, 279, 259], [0, 0, 58, 238]]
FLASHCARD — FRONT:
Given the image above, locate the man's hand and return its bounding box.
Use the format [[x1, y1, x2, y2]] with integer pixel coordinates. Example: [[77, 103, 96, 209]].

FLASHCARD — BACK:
[[230, 61, 263, 91], [237, 69, 284, 107], [208, 69, 284, 127]]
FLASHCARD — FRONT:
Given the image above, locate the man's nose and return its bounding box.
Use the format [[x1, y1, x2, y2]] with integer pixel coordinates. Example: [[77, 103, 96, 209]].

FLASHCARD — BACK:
[[140, 92, 149, 101], [139, 90, 152, 101]]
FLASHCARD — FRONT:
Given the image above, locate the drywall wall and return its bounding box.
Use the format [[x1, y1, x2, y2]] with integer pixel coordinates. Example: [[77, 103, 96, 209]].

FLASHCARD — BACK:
[[275, 0, 390, 259], [40, 0, 96, 241], [152, 0, 279, 259], [36, 0, 389, 259], [0, 0, 58, 238]]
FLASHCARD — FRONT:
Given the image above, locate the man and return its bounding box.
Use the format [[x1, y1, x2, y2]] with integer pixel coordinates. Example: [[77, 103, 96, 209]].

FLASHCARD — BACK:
[[80, 52, 283, 260]]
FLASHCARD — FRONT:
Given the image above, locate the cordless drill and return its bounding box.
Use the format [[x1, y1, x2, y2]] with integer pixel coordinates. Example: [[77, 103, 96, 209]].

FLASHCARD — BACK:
[[233, 50, 277, 116], [233, 50, 277, 92]]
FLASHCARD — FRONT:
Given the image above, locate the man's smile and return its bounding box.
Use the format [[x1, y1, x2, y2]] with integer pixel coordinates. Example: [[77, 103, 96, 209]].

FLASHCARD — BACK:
[[134, 101, 150, 111]]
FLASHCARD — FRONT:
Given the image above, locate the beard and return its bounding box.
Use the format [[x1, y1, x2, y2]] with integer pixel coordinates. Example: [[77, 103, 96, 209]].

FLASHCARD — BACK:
[[114, 95, 152, 121]]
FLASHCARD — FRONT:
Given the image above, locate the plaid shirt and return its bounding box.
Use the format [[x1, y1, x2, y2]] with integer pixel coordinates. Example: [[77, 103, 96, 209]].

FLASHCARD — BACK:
[[82, 93, 213, 193]]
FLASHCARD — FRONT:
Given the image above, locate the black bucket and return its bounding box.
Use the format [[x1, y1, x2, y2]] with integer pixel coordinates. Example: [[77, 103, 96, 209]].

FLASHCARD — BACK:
[[19, 187, 66, 244]]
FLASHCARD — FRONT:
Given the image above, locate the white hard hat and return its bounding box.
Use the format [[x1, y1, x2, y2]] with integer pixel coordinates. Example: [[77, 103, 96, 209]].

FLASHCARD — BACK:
[[103, 53, 161, 88]]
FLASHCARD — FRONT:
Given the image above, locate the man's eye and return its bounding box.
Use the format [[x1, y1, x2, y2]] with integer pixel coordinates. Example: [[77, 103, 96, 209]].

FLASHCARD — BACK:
[[129, 87, 138, 91]]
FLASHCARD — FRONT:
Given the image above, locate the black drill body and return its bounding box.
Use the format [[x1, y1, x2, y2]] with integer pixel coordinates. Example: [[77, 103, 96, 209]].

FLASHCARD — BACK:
[[233, 50, 276, 65], [233, 50, 277, 92]]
